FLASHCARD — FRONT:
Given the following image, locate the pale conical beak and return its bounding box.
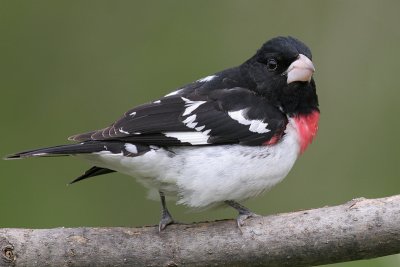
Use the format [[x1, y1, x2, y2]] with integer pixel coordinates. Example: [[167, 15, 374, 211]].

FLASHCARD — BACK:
[[286, 54, 315, 84]]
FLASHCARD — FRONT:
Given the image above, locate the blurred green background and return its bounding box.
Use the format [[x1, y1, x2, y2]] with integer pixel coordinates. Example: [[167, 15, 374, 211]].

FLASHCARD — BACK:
[[1, 1, 399, 266]]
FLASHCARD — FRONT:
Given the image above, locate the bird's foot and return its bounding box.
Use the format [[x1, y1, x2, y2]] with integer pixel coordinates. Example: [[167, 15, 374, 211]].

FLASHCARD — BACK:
[[158, 209, 174, 232], [225, 200, 259, 232], [236, 211, 259, 230]]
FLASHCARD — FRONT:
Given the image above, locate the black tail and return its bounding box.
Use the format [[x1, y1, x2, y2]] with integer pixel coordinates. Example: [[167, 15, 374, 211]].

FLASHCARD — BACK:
[[5, 141, 129, 159], [5, 141, 151, 183], [4, 141, 120, 183]]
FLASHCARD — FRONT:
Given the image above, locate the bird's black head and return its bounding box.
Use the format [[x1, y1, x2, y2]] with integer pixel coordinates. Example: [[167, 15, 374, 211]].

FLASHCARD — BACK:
[[241, 36, 319, 115]]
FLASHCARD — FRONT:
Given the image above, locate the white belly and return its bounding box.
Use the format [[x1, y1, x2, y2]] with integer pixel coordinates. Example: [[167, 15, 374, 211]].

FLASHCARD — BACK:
[[80, 120, 300, 208]]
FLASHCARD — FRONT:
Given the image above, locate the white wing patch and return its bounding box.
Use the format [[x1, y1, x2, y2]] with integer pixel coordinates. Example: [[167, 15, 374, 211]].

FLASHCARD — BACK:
[[228, 109, 270, 134], [164, 131, 210, 145], [197, 75, 217, 83], [181, 99, 209, 133], [182, 114, 208, 132], [181, 97, 206, 116], [182, 114, 198, 129], [195, 125, 205, 131]]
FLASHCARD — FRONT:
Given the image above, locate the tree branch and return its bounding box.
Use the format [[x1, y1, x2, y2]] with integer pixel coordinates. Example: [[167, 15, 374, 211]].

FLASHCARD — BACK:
[[1, 195, 400, 267]]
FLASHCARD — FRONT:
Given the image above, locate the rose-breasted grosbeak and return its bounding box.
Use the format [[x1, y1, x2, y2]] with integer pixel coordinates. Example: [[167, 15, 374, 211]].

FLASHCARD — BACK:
[[6, 36, 319, 231]]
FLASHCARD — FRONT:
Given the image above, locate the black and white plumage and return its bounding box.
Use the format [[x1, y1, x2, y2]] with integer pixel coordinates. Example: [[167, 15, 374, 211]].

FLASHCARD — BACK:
[[6, 36, 320, 231]]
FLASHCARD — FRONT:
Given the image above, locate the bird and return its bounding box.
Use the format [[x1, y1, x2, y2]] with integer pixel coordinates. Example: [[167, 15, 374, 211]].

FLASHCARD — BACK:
[[6, 36, 319, 232]]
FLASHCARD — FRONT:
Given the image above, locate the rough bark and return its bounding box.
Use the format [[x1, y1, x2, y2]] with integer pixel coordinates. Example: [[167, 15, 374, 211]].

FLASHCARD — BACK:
[[1, 195, 399, 267]]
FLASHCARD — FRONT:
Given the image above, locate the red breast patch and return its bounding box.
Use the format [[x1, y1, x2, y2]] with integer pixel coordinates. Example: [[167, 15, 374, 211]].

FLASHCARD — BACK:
[[293, 111, 320, 154]]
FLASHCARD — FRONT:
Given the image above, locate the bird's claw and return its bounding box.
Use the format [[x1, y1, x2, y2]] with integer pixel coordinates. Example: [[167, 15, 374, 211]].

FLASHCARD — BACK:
[[236, 212, 260, 232], [158, 210, 174, 232]]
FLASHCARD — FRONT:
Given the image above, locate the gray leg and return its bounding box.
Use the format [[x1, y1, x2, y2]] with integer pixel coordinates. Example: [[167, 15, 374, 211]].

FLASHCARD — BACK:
[[225, 200, 258, 230], [158, 191, 174, 232]]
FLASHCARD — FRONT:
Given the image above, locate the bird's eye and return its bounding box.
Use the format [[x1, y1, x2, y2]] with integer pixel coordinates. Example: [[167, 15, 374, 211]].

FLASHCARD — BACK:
[[266, 58, 278, 71]]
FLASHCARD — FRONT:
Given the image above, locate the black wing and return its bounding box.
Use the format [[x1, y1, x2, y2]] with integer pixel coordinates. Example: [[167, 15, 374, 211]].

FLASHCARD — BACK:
[[69, 87, 287, 146]]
